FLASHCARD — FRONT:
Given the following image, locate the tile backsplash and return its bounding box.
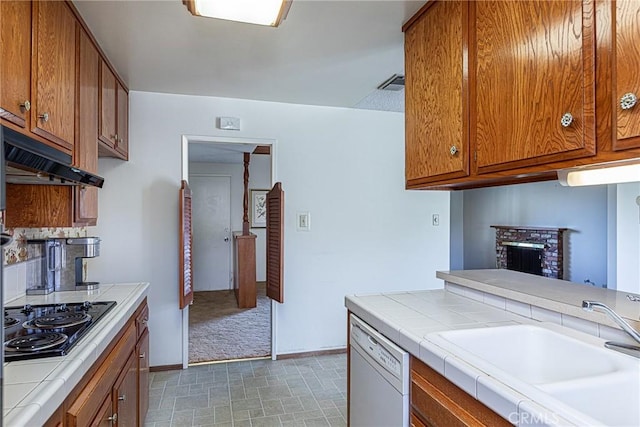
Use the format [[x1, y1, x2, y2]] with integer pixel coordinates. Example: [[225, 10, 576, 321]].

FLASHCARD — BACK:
[[3, 227, 87, 303]]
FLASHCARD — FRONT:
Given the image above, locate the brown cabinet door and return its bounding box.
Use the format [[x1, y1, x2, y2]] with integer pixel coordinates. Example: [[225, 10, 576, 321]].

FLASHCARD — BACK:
[[473, 0, 596, 173], [99, 61, 117, 150], [114, 351, 138, 427], [31, 0, 76, 153], [75, 27, 100, 226], [0, 0, 31, 128], [116, 82, 129, 159], [137, 329, 150, 426], [613, 0, 640, 149], [5, 184, 72, 228], [89, 395, 114, 427], [404, 1, 469, 186]]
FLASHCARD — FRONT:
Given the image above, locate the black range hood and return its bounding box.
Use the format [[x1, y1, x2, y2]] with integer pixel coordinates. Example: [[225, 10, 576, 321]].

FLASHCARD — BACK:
[[2, 125, 104, 188]]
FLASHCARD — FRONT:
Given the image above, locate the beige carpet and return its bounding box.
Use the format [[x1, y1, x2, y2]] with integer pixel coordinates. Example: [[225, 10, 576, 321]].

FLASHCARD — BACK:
[[188, 282, 271, 363]]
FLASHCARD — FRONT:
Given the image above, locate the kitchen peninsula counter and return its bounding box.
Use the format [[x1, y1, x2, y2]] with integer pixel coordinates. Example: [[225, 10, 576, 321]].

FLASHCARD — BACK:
[[3, 282, 149, 426], [345, 270, 640, 426]]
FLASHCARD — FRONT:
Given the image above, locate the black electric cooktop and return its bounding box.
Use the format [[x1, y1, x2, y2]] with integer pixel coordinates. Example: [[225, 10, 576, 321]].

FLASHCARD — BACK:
[[3, 301, 116, 362]]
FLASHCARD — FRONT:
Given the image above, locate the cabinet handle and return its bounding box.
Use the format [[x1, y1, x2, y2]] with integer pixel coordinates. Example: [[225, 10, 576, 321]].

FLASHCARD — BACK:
[[139, 352, 146, 359], [620, 92, 638, 110], [118, 394, 126, 401], [38, 112, 49, 122], [449, 145, 458, 156], [19, 100, 31, 111], [107, 413, 117, 424], [560, 112, 573, 128]]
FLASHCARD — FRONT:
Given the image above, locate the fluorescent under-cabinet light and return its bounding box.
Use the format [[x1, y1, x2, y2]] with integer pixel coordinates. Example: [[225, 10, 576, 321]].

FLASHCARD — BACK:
[[557, 160, 640, 186]]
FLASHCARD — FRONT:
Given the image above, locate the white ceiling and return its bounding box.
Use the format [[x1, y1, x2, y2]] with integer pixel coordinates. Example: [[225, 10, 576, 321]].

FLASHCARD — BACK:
[[73, 0, 425, 110]]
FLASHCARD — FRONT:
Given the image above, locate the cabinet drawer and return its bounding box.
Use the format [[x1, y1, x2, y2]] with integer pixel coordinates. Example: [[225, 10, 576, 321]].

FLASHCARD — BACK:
[[410, 357, 509, 427], [135, 299, 149, 338], [66, 321, 136, 427]]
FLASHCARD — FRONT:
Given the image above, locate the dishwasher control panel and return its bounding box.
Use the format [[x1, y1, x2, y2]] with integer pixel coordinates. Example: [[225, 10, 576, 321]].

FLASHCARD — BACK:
[[351, 323, 401, 377]]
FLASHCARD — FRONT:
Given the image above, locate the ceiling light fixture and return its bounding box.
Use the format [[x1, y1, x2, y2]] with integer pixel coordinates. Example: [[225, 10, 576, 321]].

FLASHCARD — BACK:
[[557, 159, 640, 186], [183, 0, 292, 27]]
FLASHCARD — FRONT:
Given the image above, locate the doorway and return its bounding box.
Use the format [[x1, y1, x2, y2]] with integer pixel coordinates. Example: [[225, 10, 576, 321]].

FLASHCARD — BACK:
[[182, 136, 276, 366]]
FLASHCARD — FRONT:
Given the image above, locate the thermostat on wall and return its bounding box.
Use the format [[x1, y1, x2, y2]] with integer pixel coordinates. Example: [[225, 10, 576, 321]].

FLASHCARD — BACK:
[[217, 117, 240, 131]]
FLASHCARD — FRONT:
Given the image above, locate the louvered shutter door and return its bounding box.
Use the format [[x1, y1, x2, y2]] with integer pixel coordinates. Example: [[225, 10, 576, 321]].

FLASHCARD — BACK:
[[266, 182, 284, 303], [179, 180, 194, 309]]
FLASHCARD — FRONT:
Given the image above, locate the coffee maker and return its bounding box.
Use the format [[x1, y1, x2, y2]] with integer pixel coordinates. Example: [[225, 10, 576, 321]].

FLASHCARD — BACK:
[[60, 237, 101, 290], [26, 237, 101, 294], [25, 239, 62, 295]]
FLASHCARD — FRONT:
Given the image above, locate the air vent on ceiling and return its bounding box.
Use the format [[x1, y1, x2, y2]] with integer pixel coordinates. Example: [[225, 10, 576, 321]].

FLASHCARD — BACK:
[[377, 74, 405, 91]]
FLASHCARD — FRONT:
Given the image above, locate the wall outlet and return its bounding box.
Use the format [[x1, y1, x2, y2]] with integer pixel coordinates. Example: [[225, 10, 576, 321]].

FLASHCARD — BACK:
[[432, 214, 440, 226], [297, 212, 310, 231]]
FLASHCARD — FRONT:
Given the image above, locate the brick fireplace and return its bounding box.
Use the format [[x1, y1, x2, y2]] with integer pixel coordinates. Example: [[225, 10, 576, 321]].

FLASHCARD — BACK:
[[491, 225, 567, 279]]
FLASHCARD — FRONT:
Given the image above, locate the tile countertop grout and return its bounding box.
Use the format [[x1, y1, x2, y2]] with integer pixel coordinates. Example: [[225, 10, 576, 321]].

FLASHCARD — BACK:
[[345, 270, 640, 426], [2, 282, 150, 427]]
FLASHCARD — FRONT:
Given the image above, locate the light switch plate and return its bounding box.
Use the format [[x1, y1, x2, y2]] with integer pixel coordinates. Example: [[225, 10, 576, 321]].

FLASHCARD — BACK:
[[217, 116, 240, 130], [297, 212, 310, 231]]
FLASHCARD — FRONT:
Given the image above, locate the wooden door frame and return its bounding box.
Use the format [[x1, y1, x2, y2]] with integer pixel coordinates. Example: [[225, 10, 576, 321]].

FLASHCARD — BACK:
[[180, 134, 278, 369]]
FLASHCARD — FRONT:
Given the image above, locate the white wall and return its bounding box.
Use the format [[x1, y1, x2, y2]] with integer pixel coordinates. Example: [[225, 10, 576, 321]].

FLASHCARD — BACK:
[[89, 91, 450, 366], [615, 182, 640, 293], [460, 181, 608, 286]]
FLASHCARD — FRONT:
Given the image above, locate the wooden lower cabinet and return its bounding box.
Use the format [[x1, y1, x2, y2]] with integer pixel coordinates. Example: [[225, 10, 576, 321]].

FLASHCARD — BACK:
[[410, 357, 510, 427], [90, 396, 114, 427], [113, 351, 138, 427], [50, 299, 149, 427], [137, 329, 150, 426]]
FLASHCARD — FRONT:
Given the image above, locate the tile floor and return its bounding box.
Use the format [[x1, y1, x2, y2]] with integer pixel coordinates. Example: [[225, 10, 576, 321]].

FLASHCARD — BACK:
[[145, 353, 347, 427]]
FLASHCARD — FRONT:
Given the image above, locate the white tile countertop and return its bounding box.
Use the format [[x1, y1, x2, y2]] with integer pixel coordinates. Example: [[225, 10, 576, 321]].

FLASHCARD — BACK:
[[345, 270, 640, 426], [3, 282, 149, 427]]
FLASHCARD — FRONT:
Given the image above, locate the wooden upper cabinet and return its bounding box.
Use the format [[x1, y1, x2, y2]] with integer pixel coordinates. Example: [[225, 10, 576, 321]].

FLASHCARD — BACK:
[[613, 0, 640, 150], [99, 61, 117, 150], [404, 0, 469, 186], [31, 0, 76, 153], [75, 27, 100, 226], [116, 81, 129, 159], [99, 61, 129, 160], [0, 0, 32, 128], [473, 0, 596, 174]]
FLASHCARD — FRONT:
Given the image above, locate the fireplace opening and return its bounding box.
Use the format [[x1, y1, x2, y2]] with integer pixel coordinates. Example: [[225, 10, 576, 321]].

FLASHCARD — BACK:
[[506, 245, 543, 276], [492, 226, 567, 279]]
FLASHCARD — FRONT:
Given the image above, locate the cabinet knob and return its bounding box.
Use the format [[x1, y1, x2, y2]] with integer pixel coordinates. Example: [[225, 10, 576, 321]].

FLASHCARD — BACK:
[[139, 352, 146, 359], [19, 100, 31, 111], [620, 92, 638, 110], [449, 145, 458, 156], [107, 413, 118, 424], [38, 112, 49, 123], [560, 112, 573, 128], [118, 394, 126, 401]]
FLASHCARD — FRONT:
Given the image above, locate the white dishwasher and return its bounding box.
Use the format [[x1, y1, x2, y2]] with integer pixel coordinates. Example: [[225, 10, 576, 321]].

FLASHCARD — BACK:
[[349, 313, 409, 427]]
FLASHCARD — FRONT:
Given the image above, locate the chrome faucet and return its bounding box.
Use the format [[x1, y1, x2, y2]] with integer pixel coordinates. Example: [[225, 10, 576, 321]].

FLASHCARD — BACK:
[[582, 300, 640, 358]]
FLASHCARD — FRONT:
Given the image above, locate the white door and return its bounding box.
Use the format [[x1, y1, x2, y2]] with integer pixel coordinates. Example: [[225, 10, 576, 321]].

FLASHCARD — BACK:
[[190, 175, 232, 291]]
